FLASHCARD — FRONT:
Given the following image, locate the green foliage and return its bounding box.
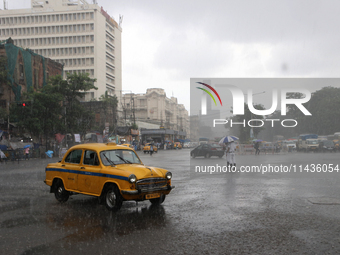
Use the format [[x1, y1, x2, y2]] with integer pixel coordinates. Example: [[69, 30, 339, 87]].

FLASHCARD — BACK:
[[10, 73, 97, 140], [258, 87, 340, 140], [0, 56, 10, 89], [0, 107, 7, 120], [297, 87, 340, 135], [45, 73, 97, 134], [130, 123, 138, 130]]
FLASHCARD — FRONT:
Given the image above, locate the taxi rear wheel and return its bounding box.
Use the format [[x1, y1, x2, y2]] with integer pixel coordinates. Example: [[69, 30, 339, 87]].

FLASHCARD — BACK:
[[150, 194, 166, 205], [104, 185, 123, 211], [54, 180, 69, 203]]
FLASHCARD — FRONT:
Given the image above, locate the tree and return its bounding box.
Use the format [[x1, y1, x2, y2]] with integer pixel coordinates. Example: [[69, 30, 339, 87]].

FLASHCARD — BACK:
[[45, 73, 97, 135], [298, 87, 340, 135], [99, 91, 118, 128], [10, 73, 97, 145], [10, 88, 63, 142], [0, 56, 10, 90]]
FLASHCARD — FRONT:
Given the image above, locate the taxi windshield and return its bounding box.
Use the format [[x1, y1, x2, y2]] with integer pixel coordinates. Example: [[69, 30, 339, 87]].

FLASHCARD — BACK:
[[100, 149, 141, 166], [307, 140, 318, 144]]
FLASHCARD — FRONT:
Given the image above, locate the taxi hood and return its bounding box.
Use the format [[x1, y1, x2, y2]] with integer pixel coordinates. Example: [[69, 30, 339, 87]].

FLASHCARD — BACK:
[[115, 164, 166, 180]]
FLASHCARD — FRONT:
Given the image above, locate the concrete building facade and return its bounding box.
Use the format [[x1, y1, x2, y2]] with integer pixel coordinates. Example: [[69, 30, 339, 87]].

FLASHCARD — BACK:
[[121, 88, 189, 137], [0, 0, 122, 101]]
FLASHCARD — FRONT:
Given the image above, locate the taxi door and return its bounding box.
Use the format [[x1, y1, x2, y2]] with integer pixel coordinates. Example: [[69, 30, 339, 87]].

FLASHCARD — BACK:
[[62, 149, 83, 191], [77, 150, 101, 195]]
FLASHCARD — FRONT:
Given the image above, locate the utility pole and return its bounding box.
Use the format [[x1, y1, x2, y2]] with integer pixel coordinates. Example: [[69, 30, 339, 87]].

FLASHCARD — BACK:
[[132, 96, 135, 125]]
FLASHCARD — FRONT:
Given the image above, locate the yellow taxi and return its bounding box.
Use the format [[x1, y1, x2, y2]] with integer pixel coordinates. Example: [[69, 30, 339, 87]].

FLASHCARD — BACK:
[[121, 143, 134, 149], [143, 143, 158, 154], [174, 142, 182, 149], [45, 143, 173, 211]]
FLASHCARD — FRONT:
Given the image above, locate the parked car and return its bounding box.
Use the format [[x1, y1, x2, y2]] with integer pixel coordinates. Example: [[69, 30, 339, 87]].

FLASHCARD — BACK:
[[183, 142, 191, 148], [191, 143, 224, 158], [45, 143, 174, 211], [318, 140, 335, 152], [283, 140, 297, 152], [143, 143, 158, 154]]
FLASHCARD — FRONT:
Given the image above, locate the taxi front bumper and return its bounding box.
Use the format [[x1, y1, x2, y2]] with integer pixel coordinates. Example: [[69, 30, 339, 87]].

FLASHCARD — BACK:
[[121, 185, 175, 195]]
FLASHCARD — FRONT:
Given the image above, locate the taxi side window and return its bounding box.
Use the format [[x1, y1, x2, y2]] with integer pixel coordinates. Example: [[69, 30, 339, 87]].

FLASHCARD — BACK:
[[84, 150, 99, 166], [64, 149, 82, 164]]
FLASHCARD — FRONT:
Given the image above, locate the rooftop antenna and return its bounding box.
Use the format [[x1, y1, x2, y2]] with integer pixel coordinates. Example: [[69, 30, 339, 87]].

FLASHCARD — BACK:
[[4, 0, 7, 10], [119, 15, 123, 26]]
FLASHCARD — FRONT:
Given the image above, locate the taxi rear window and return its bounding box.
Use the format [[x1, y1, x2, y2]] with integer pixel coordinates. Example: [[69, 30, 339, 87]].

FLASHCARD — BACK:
[[64, 149, 82, 164]]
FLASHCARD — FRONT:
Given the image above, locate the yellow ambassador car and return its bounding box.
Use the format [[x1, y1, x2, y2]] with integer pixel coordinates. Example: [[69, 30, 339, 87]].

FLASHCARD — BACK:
[[45, 143, 174, 211], [143, 143, 158, 154]]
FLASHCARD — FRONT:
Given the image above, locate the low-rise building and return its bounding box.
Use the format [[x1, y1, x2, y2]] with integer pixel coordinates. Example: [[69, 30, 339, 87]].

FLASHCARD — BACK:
[[120, 88, 189, 137]]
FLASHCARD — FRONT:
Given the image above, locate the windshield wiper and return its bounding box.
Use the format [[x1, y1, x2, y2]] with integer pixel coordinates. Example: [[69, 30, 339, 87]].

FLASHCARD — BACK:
[[103, 153, 116, 166], [116, 155, 132, 164]]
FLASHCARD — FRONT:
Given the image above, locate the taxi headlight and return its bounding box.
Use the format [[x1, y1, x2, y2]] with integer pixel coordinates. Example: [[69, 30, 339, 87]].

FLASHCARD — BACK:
[[128, 174, 137, 183], [165, 172, 172, 180]]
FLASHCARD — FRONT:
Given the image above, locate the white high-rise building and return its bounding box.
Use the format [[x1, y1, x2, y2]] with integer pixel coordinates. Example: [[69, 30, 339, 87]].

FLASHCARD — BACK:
[[0, 0, 122, 101]]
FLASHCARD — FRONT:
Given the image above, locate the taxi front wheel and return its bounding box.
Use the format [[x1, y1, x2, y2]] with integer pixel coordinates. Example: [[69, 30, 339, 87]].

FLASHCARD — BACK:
[[54, 180, 69, 203], [104, 185, 123, 211]]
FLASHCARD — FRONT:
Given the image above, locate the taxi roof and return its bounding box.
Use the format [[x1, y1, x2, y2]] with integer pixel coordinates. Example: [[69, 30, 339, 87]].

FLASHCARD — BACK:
[[69, 143, 134, 152]]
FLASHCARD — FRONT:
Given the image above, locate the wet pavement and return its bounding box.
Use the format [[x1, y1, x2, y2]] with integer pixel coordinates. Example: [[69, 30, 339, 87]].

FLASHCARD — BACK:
[[1, 150, 340, 254]]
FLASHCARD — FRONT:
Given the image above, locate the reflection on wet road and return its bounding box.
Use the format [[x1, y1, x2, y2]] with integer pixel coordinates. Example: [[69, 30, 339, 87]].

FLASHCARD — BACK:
[[1, 150, 340, 254]]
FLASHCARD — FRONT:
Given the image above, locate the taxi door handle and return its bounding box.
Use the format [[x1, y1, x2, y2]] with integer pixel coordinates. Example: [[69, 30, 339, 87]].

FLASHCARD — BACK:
[[80, 167, 85, 169]]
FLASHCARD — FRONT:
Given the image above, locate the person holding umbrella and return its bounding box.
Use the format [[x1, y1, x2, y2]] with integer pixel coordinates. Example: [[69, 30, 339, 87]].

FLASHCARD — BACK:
[[226, 141, 237, 169], [24, 145, 30, 160], [219, 136, 238, 169]]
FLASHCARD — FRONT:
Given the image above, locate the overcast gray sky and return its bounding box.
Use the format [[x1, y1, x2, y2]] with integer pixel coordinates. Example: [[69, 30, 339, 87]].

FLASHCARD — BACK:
[[7, 0, 340, 113]]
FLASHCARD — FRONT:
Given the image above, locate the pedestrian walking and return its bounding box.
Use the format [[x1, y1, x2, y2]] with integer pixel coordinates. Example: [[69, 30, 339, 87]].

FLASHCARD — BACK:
[[254, 142, 260, 155], [0, 149, 6, 163], [150, 144, 154, 156], [226, 141, 237, 168], [24, 147, 30, 160]]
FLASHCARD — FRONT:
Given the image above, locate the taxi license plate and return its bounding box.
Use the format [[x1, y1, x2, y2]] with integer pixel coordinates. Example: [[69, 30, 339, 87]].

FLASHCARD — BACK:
[[146, 193, 160, 199]]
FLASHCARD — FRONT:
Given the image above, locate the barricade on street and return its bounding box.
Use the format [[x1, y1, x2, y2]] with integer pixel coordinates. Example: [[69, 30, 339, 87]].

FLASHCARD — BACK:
[[238, 144, 255, 155]]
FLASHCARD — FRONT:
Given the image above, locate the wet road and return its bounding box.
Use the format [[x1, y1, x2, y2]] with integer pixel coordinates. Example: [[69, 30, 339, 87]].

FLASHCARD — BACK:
[[1, 150, 340, 254]]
